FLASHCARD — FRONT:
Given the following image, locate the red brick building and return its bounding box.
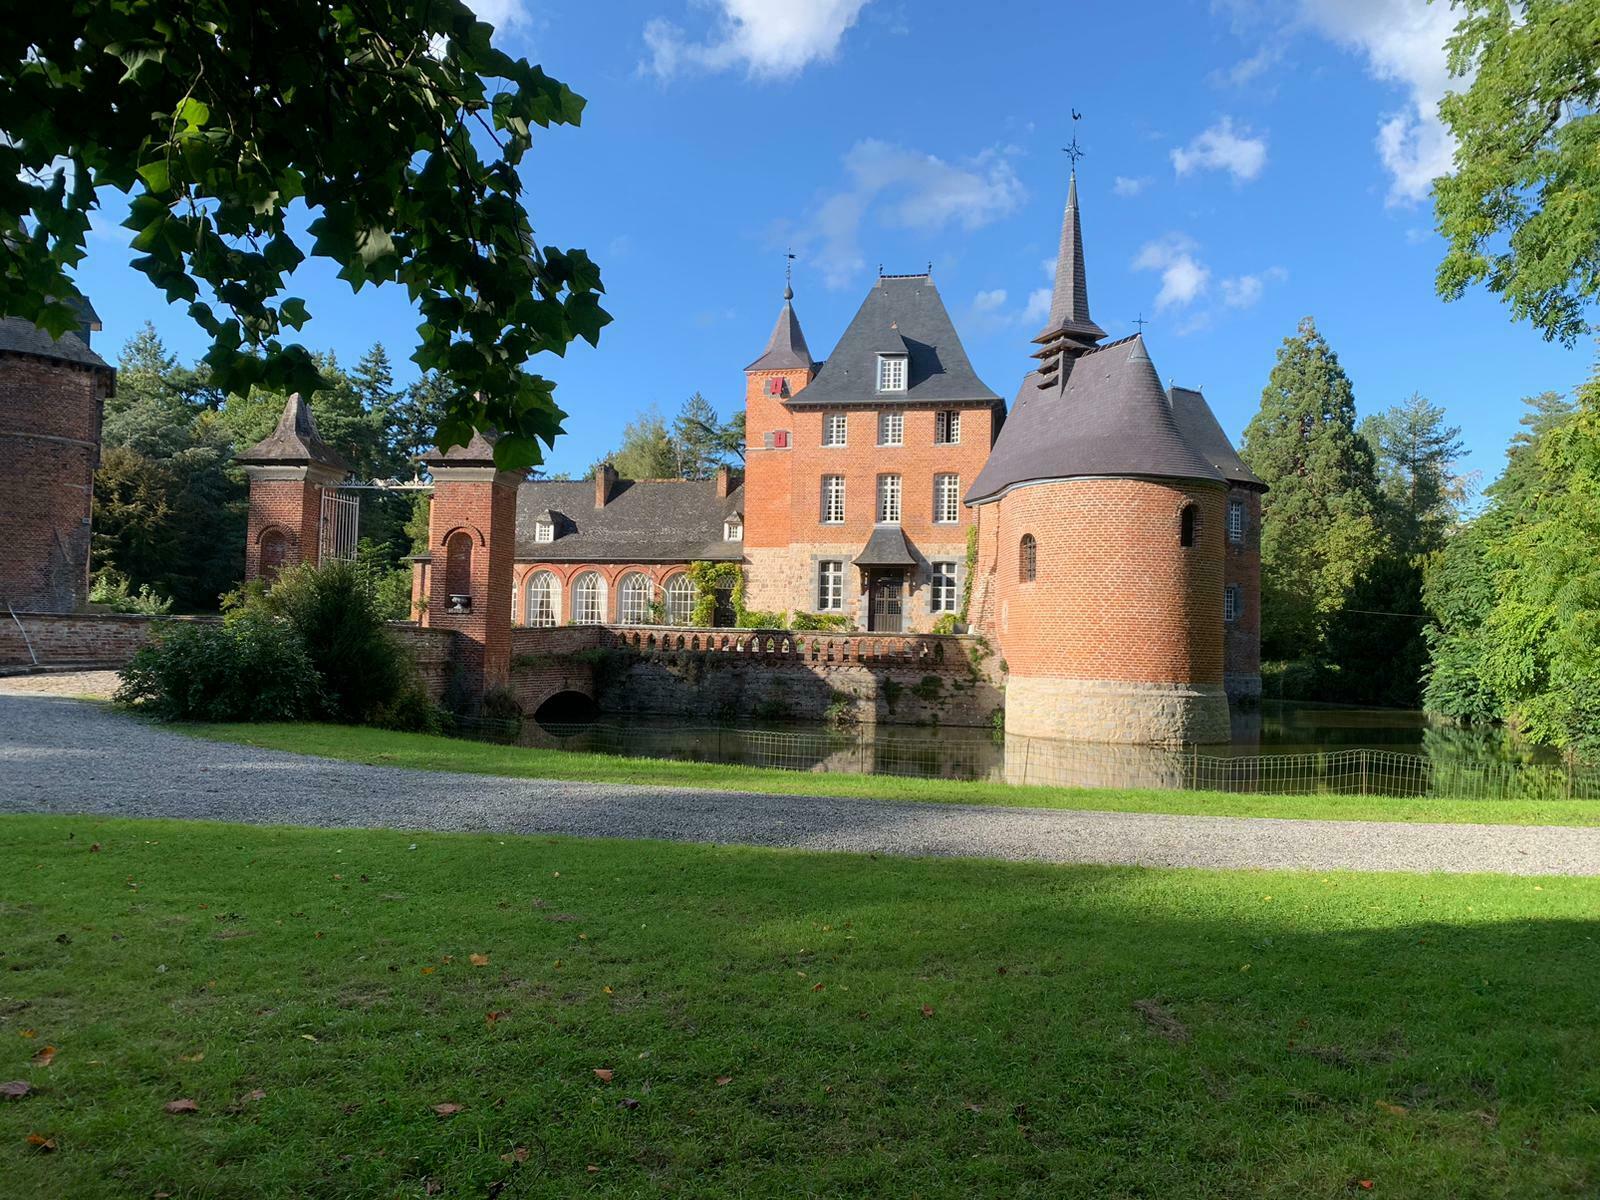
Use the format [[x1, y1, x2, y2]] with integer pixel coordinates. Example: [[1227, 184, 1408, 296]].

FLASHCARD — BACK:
[[0, 305, 115, 615]]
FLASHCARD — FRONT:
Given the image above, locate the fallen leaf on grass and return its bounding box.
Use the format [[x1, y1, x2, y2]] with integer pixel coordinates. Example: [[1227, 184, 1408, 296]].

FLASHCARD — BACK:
[[89, 843, 100, 853], [1355, 1182, 1374, 1192], [811, 982, 825, 993], [19, 1029, 36, 1039], [715, 1076, 732, 1087], [432, 1103, 464, 1117], [299, 1034, 318, 1043], [164, 1099, 199, 1115], [26, 1132, 57, 1152], [592, 1069, 613, 1083], [602, 986, 614, 996], [586, 1165, 599, 1174], [242, 1089, 266, 1103], [1132, 999, 1191, 1044], [2, 1081, 33, 1100], [469, 953, 491, 967], [1375, 1100, 1408, 1116], [31, 1045, 56, 1068], [179, 1052, 204, 1063], [420, 967, 435, 975], [485, 1011, 508, 1026], [964, 1102, 983, 1113], [920, 1005, 935, 1019], [499, 1147, 530, 1164]]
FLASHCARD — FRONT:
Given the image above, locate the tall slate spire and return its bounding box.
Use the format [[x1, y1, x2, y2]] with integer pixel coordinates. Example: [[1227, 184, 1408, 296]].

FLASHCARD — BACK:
[[745, 280, 815, 372], [1031, 170, 1106, 388]]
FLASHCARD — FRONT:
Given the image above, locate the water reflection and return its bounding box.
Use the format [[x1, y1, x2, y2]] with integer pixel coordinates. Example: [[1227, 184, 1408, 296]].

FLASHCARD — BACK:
[[502, 701, 1584, 799]]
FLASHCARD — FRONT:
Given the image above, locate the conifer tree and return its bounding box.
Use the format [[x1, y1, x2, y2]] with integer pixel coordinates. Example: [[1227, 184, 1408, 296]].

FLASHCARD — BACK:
[[1241, 317, 1383, 662]]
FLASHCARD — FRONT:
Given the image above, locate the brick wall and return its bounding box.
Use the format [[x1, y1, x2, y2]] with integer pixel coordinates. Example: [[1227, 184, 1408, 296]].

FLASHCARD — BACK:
[[0, 611, 218, 670], [1223, 487, 1263, 700], [243, 475, 325, 581], [0, 352, 110, 613], [422, 468, 519, 695]]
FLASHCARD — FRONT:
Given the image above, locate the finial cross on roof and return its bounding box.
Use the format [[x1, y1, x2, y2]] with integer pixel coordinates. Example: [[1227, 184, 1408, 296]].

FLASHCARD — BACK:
[[1133, 313, 1149, 333], [1062, 108, 1085, 169]]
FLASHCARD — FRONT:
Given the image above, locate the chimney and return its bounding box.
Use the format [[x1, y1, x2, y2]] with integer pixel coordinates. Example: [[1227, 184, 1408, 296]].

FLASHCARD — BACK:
[[715, 465, 732, 498], [595, 462, 617, 509]]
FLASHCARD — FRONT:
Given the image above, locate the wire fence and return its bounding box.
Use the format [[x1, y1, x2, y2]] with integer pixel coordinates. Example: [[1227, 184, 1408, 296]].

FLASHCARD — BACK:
[[476, 720, 1600, 802]]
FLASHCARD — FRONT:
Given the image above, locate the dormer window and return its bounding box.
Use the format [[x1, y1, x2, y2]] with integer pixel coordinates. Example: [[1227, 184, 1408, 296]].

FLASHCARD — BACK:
[[877, 354, 907, 393], [724, 513, 744, 541], [532, 510, 556, 544]]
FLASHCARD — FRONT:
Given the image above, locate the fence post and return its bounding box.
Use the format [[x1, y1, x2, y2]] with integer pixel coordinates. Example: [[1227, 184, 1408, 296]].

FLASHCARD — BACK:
[[1361, 749, 1368, 796], [1191, 743, 1199, 791], [1021, 736, 1032, 787]]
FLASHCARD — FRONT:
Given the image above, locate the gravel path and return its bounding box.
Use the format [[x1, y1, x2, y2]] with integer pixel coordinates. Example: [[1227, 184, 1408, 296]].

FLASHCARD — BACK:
[[2, 691, 1598, 876]]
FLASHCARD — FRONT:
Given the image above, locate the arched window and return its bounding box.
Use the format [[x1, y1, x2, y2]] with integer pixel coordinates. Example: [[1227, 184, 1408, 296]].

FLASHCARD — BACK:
[[523, 571, 559, 627], [1180, 504, 1199, 548], [259, 529, 290, 582], [1019, 533, 1037, 582], [618, 572, 653, 625], [572, 572, 605, 624], [664, 574, 697, 626], [444, 531, 473, 606]]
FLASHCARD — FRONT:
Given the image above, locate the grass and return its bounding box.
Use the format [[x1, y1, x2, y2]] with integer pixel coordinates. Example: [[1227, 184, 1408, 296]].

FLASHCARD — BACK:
[[176, 720, 1600, 827], [2, 815, 1597, 1198]]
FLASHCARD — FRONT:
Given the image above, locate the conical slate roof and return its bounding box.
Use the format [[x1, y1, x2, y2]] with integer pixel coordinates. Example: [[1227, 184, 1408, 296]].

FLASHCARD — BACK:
[[1168, 386, 1265, 490], [966, 334, 1224, 503], [1034, 172, 1106, 348], [745, 292, 815, 372], [237, 393, 348, 472]]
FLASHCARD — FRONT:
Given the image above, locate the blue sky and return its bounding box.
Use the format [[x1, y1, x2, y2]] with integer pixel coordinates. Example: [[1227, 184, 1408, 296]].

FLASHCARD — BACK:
[[73, 0, 1592, 485]]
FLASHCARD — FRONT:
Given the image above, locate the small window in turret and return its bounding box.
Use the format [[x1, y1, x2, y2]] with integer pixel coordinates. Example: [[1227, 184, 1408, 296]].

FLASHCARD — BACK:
[[1180, 504, 1199, 548]]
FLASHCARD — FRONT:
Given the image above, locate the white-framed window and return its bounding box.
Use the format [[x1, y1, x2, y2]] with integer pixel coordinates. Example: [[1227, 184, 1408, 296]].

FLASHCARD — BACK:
[[935, 410, 961, 445], [821, 475, 846, 524], [724, 514, 743, 541], [877, 410, 903, 446], [878, 474, 902, 524], [534, 520, 554, 544], [572, 572, 605, 624], [930, 561, 959, 613], [1224, 585, 1241, 623], [818, 560, 845, 611], [877, 354, 907, 393], [1228, 498, 1246, 545], [522, 570, 559, 627], [619, 572, 653, 625], [822, 413, 848, 447], [933, 473, 961, 524], [664, 574, 696, 625]]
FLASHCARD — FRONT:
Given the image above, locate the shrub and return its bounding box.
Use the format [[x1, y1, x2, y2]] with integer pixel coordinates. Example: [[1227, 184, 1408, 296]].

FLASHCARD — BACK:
[[736, 609, 787, 629], [89, 570, 173, 616], [930, 613, 960, 635], [116, 616, 322, 722], [790, 611, 852, 631], [249, 559, 414, 724]]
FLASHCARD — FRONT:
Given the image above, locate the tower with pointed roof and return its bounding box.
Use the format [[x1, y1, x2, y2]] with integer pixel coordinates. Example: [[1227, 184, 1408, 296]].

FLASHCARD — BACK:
[[964, 168, 1258, 747], [237, 393, 350, 583]]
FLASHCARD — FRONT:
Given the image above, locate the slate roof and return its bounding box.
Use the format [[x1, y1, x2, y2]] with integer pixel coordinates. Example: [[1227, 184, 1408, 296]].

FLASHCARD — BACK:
[[853, 524, 917, 567], [787, 275, 1002, 408], [236, 393, 349, 472], [1168, 386, 1265, 490], [422, 429, 499, 467], [506, 477, 746, 562], [965, 334, 1225, 503], [1034, 172, 1106, 347], [745, 292, 815, 372], [0, 316, 111, 371]]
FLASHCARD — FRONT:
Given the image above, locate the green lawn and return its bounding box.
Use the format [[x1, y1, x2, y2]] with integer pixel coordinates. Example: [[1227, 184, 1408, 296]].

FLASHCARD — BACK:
[[3, 815, 1597, 1198], [178, 720, 1600, 827]]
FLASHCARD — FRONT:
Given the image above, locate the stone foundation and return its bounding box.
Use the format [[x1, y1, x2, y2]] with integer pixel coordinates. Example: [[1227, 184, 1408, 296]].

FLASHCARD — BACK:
[[1003, 674, 1231, 745]]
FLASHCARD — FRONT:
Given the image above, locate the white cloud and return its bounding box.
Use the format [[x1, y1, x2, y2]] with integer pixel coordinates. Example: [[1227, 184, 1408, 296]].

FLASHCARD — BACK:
[[973, 288, 1008, 312], [1219, 265, 1288, 309], [1022, 287, 1052, 324], [1112, 176, 1150, 197], [643, 0, 871, 80], [1298, 0, 1459, 205], [791, 140, 1025, 288], [1171, 117, 1268, 183], [464, 0, 530, 31], [1134, 235, 1211, 310], [1212, 41, 1283, 88]]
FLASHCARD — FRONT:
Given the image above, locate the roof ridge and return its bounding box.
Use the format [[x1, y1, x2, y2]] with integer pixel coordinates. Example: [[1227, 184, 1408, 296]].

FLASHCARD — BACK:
[[1084, 331, 1141, 354]]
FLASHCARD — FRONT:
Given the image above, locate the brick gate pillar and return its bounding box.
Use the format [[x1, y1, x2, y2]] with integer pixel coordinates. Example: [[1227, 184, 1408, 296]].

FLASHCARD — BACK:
[[236, 394, 349, 583], [420, 432, 518, 702]]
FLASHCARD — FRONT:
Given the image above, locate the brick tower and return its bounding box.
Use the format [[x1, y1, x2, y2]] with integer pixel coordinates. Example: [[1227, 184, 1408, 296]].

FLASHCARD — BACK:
[[419, 432, 519, 700], [0, 305, 114, 614], [237, 394, 349, 582], [966, 172, 1241, 745]]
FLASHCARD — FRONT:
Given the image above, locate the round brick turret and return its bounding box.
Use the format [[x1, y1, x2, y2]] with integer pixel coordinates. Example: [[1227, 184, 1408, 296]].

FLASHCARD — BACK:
[[0, 315, 114, 614]]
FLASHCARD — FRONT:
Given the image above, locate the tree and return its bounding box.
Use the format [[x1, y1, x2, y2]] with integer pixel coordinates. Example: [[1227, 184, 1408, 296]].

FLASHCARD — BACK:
[[1360, 393, 1469, 557], [2, 1, 609, 469], [599, 406, 679, 480], [1241, 317, 1384, 662], [672, 393, 743, 478], [1435, 0, 1600, 344]]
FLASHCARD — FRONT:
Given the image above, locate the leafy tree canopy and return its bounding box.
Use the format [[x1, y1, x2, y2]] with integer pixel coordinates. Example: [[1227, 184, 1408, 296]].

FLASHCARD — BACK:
[[1435, 0, 1600, 343], [1, 0, 609, 469]]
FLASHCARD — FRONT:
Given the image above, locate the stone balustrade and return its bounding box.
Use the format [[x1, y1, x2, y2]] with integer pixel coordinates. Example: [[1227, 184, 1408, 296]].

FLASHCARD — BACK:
[[603, 625, 967, 669]]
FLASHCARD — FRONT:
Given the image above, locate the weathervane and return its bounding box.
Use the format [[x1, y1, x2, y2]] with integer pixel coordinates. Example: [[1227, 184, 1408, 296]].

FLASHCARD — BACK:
[[1063, 108, 1085, 170], [784, 247, 796, 299]]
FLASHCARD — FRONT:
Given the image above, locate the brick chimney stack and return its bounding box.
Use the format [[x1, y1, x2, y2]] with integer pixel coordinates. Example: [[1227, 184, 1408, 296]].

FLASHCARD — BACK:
[[715, 465, 734, 498], [595, 462, 617, 508]]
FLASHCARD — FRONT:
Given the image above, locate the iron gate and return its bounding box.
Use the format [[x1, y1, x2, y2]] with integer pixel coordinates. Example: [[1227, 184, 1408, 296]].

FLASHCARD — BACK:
[[319, 489, 360, 562]]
